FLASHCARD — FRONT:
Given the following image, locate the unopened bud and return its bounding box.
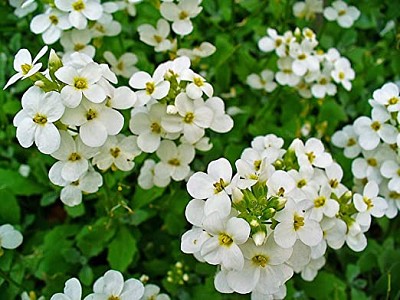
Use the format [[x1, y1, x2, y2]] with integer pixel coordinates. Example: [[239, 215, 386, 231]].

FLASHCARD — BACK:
[[167, 104, 178, 114], [49, 49, 63, 72], [34, 80, 45, 88], [232, 187, 244, 204], [250, 219, 259, 227], [262, 207, 276, 220], [275, 197, 287, 211], [252, 231, 266, 246], [340, 190, 353, 203]]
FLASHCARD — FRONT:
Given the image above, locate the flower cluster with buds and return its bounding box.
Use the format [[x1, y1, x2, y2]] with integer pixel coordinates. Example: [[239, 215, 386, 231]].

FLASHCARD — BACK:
[[181, 133, 377, 298], [333, 82, 400, 218], [130, 56, 234, 189], [46, 270, 170, 300], [247, 27, 355, 99], [137, 0, 216, 62]]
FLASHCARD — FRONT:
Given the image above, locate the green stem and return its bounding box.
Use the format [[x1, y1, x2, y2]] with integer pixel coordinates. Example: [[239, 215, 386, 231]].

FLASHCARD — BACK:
[[0, 269, 23, 290]]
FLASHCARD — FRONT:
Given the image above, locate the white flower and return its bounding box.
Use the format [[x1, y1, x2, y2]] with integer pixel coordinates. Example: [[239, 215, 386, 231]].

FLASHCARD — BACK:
[[50, 278, 82, 300], [345, 221, 367, 252], [130, 104, 170, 153], [13, 87, 64, 154], [138, 159, 171, 189], [140, 284, 170, 300], [181, 69, 213, 99], [55, 0, 103, 30], [60, 29, 95, 59], [137, 19, 172, 52], [56, 62, 106, 108], [160, 0, 202, 36], [246, 70, 277, 93], [323, 0, 360, 28], [372, 82, 400, 112], [289, 40, 319, 76], [104, 51, 138, 78], [30, 8, 72, 44], [320, 217, 347, 249], [129, 70, 170, 106], [331, 125, 361, 158], [287, 167, 318, 201], [205, 97, 234, 133], [86, 270, 144, 300], [49, 167, 103, 206], [381, 160, 400, 193], [275, 57, 301, 87], [61, 98, 124, 147], [225, 235, 293, 295], [200, 213, 250, 270], [92, 135, 141, 171], [9, 0, 38, 18], [274, 199, 323, 248], [291, 138, 333, 170], [311, 72, 337, 98], [155, 140, 195, 181], [258, 28, 286, 56], [0, 224, 23, 251], [353, 111, 397, 151], [177, 42, 216, 60], [4, 45, 48, 89], [331, 57, 355, 91], [353, 181, 388, 229], [187, 158, 235, 217], [308, 185, 339, 222], [301, 256, 325, 281], [162, 93, 214, 144], [50, 131, 98, 182], [293, 0, 323, 20]]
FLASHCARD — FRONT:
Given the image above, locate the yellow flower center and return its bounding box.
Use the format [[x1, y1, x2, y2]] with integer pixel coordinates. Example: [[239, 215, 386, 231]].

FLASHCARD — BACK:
[[74, 77, 88, 90], [193, 77, 204, 87], [338, 9, 346, 16], [297, 179, 307, 188], [298, 53, 307, 60], [213, 178, 226, 194], [153, 35, 163, 43], [347, 138, 356, 146], [116, 61, 124, 71], [367, 158, 377, 167], [275, 38, 282, 47], [68, 152, 81, 161], [306, 151, 316, 163], [388, 97, 399, 105], [338, 71, 345, 80], [108, 296, 120, 300], [72, 0, 85, 11], [370, 121, 381, 131], [252, 254, 269, 267], [151, 122, 161, 134], [363, 196, 374, 210], [21, 63, 32, 75], [86, 109, 97, 121], [145, 82, 155, 95], [330, 179, 339, 188], [74, 43, 85, 51], [110, 147, 121, 158], [49, 15, 59, 25], [319, 77, 328, 85], [183, 112, 194, 124], [293, 214, 305, 231], [314, 196, 326, 208], [179, 10, 189, 20], [33, 114, 47, 125], [218, 233, 233, 247], [168, 158, 180, 166], [254, 160, 262, 171]]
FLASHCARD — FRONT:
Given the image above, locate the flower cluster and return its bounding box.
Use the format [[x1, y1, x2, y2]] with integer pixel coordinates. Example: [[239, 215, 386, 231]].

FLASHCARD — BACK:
[[181, 134, 376, 298], [333, 82, 400, 218], [137, 0, 216, 62], [0, 224, 23, 255], [6, 44, 232, 204], [247, 27, 356, 99], [292, 0, 360, 29], [130, 56, 234, 189], [47, 270, 170, 300]]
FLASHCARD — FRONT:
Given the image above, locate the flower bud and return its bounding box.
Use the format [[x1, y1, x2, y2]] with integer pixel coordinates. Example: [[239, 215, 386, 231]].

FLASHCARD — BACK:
[[232, 187, 244, 204], [167, 104, 178, 114], [49, 49, 63, 72], [262, 207, 276, 220], [340, 190, 353, 204], [252, 231, 266, 246]]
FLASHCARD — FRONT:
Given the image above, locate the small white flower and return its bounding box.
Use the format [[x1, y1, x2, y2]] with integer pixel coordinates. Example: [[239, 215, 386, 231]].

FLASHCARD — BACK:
[[323, 0, 360, 28], [372, 82, 400, 112], [138, 159, 171, 189], [55, 0, 103, 30], [50, 278, 82, 300], [9, 0, 38, 18], [311, 72, 337, 98], [308, 185, 339, 222], [138, 19, 172, 52], [140, 284, 170, 300], [56, 62, 106, 108], [92, 135, 141, 171], [160, 0, 202, 36], [200, 213, 250, 270], [104, 51, 138, 78], [205, 97, 234, 133], [4, 45, 48, 89], [293, 0, 323, 20], [331, 125, 361, 158], [381, 160, 400, 193], [154, 140, 195, 181], [181, 69, 213, 99], [0, 224, 23, 251], [86, 270, 144, 300], [129, 70, 170, 106], [258, 28, 286, 56], [30, 8, 72, 44], [291, 138, 333, 170], [13, 87, 64, 154], [60, 29, 95, 59], [275, 57, 301, 87], [246, 70, 277, 93]]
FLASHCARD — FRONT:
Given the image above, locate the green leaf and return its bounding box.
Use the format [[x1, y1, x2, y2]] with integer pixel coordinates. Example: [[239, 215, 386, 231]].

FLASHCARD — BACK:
[[107, 226, 137, 272], [132, 186, 165, 209], [0, 169, 45, 196], [0, 190, 20, 224], [79, 265, 94, 286], [64, 203, 85, 218]]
